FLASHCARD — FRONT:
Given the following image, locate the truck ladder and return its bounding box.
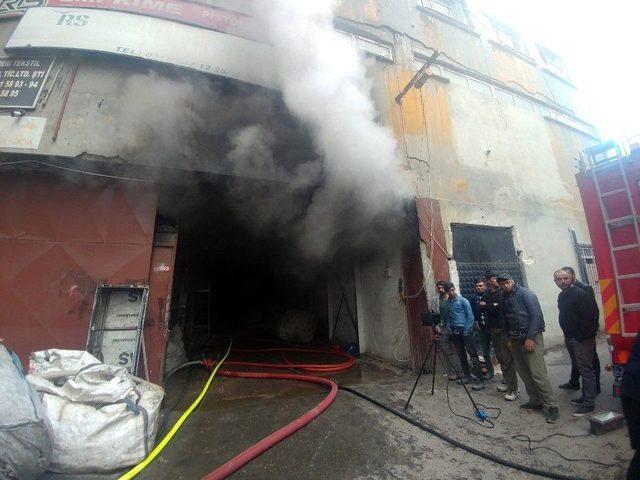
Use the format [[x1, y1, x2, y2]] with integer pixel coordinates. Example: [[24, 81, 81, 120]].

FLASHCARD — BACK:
[[588, 142, 640, 336]]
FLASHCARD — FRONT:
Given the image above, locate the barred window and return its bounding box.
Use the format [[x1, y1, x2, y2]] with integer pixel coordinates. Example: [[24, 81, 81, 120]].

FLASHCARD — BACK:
[[420, 0, 468, 25]]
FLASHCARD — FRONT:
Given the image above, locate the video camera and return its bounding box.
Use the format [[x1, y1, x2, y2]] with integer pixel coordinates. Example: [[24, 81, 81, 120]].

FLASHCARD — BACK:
[[421, 310, 441, 327]]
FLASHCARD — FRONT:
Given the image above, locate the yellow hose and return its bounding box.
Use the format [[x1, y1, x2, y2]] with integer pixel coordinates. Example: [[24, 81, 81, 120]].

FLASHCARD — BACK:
[[118, 339, 233, 480]]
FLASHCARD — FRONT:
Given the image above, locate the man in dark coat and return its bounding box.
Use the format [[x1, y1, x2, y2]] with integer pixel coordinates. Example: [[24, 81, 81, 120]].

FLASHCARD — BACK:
[[559, 266, 601, 395], [554, 269, 598, 416], [481, 270, 518, 400], [498, 273, 559, 423]]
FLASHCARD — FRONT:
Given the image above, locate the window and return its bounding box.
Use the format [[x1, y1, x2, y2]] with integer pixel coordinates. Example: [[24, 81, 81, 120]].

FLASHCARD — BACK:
[[336, 30, 394, 61], [420, 0, 468, 25], [535, 104, 550, 117], [469, 78, 492, 95], [495, 89, 514, 105], [514, 95, 534, 112], [538, 44, 568, 77], [492, 20, 529, 56], [442, 68, 468, 87]]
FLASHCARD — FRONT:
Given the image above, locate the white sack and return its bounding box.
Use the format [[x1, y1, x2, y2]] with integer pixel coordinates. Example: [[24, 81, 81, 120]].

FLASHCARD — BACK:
[[0, 345, 52, 480], [27, 349, 164, 473]]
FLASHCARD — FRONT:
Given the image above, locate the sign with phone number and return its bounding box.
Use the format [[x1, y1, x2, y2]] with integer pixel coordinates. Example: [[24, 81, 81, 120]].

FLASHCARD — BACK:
[[0, 56, 54, 108]]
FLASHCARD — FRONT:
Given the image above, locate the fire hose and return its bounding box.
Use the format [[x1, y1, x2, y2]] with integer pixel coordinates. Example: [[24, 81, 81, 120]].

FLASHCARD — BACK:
[[201, 370, 337, 480], [120, 343, 349, 479]]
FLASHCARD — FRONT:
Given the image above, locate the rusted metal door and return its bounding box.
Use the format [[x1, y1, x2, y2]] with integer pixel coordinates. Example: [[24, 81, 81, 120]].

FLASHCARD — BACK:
[[0, 172, 157, 369]]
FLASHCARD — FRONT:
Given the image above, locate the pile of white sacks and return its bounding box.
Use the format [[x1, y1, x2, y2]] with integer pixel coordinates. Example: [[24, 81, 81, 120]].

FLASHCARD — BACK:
[[0, 346, 164, 479]]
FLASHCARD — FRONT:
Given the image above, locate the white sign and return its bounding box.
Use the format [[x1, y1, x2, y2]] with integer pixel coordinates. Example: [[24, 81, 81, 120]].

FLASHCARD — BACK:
[[97, 289, 145, 372], [0, 116, 46, 149], [6, 7, 278, 89]]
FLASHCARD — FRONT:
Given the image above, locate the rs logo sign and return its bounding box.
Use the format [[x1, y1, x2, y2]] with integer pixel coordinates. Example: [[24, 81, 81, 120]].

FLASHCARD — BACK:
[[56, 13, 89, 26]]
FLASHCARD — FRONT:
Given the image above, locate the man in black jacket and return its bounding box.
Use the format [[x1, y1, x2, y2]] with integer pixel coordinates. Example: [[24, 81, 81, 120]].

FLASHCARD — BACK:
[[554, 269, 598, 416], [481, 271, 519, 400], [559, 266, 601, 394], [469, 278, 493, 378], [498, 274, 559, 423], [622, 335, 640, 480]]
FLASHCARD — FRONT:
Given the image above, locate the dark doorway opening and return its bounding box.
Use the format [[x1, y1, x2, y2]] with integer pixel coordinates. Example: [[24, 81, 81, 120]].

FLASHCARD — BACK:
[[157, 179, 344, 358]]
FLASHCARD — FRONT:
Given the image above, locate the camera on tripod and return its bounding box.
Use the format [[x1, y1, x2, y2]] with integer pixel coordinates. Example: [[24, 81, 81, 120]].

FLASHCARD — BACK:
[[421, 310, 441, 327]]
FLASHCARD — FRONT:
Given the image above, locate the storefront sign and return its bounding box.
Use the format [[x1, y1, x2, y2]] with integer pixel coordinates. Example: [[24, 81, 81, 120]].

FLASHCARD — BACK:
[[0, 0, 45, 17], [0, 57, 54, 108], [6, 7, 277, 89], [0, 0, 264, 42]]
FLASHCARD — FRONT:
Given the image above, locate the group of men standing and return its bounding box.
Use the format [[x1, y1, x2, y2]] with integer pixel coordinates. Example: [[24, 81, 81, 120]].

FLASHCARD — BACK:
[[434, 267, 601, 424]]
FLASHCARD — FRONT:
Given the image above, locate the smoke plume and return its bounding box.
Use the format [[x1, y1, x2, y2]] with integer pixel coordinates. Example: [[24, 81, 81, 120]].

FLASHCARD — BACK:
[[105, 0, 411, 262], [253, 0, 412, 257]]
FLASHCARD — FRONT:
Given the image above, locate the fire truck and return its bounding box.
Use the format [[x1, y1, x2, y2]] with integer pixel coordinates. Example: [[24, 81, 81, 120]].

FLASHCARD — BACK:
[[577, 139, 640, 396]]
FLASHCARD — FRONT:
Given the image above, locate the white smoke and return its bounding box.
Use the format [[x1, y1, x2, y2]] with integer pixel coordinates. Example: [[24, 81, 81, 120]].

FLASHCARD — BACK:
[[253, 1, 412, 257]]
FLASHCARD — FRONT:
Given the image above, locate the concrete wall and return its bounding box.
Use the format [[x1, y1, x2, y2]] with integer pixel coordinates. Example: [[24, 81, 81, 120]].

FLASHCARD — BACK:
[[356, 248, 411, 365]]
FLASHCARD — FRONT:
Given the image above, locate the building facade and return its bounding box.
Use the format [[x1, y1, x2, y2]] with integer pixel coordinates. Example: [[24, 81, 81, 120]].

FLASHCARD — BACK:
[[0, 0, 597, 378]]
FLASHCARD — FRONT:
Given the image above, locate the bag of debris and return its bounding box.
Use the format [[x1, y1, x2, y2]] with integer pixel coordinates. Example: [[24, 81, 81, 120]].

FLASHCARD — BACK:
[[27, 349, 164, 473], [0, 344, 52, 480]]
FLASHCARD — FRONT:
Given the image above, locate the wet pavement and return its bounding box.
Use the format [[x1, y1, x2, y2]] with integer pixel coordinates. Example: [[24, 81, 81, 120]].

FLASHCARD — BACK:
[[42, 335, 632, 479]]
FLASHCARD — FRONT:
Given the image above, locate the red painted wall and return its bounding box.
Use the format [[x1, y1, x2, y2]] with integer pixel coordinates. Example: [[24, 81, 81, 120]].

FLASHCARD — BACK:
[[0, 172, 157, 369], [402, 198, 449, 371]]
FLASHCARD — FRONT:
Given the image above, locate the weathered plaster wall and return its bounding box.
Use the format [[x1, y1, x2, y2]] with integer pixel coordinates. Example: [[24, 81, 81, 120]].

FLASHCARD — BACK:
[[369, 2, 598, 345]]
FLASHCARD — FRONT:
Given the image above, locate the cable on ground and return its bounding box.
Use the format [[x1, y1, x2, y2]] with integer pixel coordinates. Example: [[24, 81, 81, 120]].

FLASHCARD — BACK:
[[340, 385, 589, 480], [512, 432, 623, 467], [444, 378, 499, 428]]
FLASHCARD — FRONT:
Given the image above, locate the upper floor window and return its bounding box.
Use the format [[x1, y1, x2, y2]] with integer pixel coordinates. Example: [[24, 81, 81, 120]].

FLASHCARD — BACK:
[[492, 20, 529, 56], [336, 30, 394, 62], [420, 0, 469, 25], [538, 44, 569, 77]]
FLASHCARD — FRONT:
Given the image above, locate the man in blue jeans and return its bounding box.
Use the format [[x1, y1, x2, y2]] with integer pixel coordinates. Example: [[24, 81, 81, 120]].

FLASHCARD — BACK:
[[444, 282, 484, 391]]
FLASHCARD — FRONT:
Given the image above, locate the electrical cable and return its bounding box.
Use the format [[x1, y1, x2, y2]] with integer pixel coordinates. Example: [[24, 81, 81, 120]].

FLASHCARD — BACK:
[[434, 335, 502, 428], [512, 432, 623, 467], [0, 159, 146, 182], [343, 16, 581, 119], [117, 338, 233, 480], [444, 377, 496, 428], [339, 386, 587, 480]]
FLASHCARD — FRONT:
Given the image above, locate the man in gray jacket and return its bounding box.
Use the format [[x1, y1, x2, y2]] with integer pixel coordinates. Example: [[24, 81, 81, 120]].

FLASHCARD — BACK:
[[498, 274, 559, 423]]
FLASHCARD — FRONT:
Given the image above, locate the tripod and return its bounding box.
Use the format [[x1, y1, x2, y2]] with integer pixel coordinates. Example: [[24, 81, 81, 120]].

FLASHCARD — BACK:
[[403, 333, 487, 420]]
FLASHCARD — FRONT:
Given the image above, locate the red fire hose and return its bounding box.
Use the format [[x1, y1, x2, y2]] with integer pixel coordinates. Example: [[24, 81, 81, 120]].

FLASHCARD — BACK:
[[196, 346, 351, 480], [221, 346, 355, 373], [201, 370, 338, 480]]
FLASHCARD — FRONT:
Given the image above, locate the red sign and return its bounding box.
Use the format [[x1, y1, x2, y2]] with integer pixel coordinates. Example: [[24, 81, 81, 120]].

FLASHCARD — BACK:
[[2, 0, 265, 42]]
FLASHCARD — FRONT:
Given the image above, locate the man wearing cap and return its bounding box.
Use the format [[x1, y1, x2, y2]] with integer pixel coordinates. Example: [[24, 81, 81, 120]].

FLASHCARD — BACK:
[[498, 274, 559, 423], [481, 271, 519, 401]]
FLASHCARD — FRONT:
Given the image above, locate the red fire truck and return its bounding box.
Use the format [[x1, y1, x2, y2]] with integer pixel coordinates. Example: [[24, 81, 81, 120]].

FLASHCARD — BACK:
[[577, 139, 640, 396]]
